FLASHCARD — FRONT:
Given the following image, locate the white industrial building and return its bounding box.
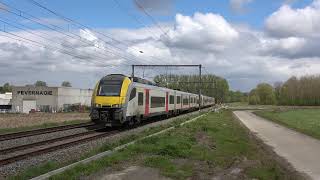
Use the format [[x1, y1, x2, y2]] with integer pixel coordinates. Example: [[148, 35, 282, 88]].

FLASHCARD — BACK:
[[0, 92, 12, 113], [11, 86, 93, 113], [0, 92, 12, 105]]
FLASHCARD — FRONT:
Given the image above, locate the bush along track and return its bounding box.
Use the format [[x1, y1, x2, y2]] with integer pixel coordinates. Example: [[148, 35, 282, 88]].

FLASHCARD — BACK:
[[42, 110, 300, 180]]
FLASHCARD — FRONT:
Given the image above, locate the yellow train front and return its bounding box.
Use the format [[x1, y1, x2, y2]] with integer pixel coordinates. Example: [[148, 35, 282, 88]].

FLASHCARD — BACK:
[[90, 74, 215, 127], [90, 74, 132, 127]]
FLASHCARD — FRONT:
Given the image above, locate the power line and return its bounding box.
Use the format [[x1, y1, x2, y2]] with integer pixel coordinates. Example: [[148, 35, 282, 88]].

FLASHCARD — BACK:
[[25, 0, 167, 66], [1, 0, 182, 80], [0, 17, 124, 66], [23, 0, 170, 77], [0, 1, 151, 67], [133, 0, 170, 39], [0, 30, 126, 73], [24, 0, 174, 77], [112, 0, 159, 40]]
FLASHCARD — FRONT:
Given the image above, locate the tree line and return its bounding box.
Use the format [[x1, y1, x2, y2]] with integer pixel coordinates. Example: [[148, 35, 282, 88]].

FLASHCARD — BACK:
[[249, 75, 320, 106], [154, 74, 230, 103]]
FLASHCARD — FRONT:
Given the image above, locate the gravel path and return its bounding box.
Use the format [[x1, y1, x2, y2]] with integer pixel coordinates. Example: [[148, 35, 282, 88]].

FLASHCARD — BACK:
[[0, 109, 211, 178], [234, 111, 320, 180]]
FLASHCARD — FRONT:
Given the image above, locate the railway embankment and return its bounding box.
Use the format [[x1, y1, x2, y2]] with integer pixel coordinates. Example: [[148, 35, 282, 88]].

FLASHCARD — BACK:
[[1, 109, 210, 179]]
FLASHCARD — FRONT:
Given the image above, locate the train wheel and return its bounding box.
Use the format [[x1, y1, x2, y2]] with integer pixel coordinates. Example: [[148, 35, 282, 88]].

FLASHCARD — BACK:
[[125, 117, 135, 128], [135, 116, 141, 125]]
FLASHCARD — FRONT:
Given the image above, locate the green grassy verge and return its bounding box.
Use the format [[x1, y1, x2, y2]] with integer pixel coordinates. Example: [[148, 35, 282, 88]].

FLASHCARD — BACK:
[[0, 119, 90, 135], [254, 109, 320, 140], [226, 102, 278, 111], [226, 102, 249, 107], [46, 111, 294, 180], [8, 111, 207, 180]]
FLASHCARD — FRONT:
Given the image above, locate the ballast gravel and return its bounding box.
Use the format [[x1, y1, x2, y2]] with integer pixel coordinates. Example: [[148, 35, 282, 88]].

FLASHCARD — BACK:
[[0, 127, 91, 150], [0, 109, 212, 178]]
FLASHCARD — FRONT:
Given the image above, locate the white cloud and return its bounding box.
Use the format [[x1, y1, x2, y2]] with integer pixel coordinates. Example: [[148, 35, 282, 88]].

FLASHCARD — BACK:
[[265, 1, 320, 38], [1, 5, 320, 91], [230, 0, 253, 13], [164, 13, 239, 52]]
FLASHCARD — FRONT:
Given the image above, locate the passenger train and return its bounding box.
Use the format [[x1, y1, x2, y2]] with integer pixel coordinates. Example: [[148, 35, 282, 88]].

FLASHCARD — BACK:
[[90, 74, 215, 127]]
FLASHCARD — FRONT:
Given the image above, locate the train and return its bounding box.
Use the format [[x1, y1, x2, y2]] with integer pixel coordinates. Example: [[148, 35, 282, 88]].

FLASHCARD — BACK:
[[90, 74, 215, 127]]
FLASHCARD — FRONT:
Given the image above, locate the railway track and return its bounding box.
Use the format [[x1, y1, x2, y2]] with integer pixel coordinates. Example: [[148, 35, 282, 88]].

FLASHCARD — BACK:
[[0, 128, 120, 166], [0, 122, 95, 141], [0, 108, 213, 167]]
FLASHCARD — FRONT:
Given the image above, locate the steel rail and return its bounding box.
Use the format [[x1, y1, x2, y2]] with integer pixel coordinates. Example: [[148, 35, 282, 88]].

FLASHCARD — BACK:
[[0, 127, 106, 155], [0, 122, 95, 141], [0, 130, 120, 166]]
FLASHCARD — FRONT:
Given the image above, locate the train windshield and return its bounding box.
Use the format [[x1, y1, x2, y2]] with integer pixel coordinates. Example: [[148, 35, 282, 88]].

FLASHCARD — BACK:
[[98, 81, 123, 96], [98, 74, 126, 96]]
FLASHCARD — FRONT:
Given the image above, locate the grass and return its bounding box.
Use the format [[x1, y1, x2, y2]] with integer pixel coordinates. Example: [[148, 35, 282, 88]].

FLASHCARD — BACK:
[[226, 102, 278, 111], [255, 109, 320, 140], [226, 101, 249, 107], [8, 162, 61, 180], [0, 119, 90, 135], [48, 111, 293, 180], [8, 111, 207, 180]]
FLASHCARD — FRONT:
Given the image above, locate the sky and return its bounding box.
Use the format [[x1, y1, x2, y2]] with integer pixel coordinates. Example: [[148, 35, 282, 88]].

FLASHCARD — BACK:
[[0, 0, 319, 91]]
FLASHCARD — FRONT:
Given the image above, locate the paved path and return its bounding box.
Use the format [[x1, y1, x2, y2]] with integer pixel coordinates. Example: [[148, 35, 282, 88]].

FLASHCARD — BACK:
[[233, 111, 320, 180]]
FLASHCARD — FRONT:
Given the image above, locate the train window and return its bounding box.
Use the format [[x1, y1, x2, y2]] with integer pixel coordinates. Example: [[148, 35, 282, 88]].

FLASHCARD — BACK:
[[169, 95, 174, 104], [177, 96, 181, 104], [138, 92, 143, 106], [151, 96, 165, 108], [183, 97, 189, 105], [129, 88, 136, 100]]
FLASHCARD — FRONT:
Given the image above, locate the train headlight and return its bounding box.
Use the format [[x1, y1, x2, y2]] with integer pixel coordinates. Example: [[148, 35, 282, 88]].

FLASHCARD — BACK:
[[95, 104, 102, 108], [112, 104, 119, 108]]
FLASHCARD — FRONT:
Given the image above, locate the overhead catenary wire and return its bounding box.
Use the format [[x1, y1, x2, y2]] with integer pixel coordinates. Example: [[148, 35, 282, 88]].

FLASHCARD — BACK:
[[1, 29, 106, 65], [0, 1, 153, 68], [112, 0, 159, 40], [0, 17, 124, 66], [1, 0, 194, 80], [25, 0, 167, 66], [22, 0, 168, 76], [133, 0, 170, 39], [0, 30, 127, 73]]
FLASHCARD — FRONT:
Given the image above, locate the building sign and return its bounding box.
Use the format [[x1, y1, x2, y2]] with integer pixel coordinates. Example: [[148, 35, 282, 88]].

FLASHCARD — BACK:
[[17, 91, 53, 96]]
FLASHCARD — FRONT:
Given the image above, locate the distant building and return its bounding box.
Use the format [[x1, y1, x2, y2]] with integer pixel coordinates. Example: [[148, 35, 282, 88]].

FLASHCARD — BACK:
[[0, 92, 12, 112], [11, 86, 93, 113]]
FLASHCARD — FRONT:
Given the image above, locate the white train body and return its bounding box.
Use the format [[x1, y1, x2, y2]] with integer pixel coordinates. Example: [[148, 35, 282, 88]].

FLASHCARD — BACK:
[[91, 74, 215, 127]]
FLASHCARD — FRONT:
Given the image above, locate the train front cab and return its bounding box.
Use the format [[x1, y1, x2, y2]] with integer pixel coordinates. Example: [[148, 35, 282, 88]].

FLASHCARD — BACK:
[[90, 74, 131, 127]]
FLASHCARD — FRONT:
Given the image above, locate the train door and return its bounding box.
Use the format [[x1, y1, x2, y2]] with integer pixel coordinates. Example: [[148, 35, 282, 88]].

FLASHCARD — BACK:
[[144, 89, 149, 116], [174, 91, 176, 111], [165, 92, 169, 112]]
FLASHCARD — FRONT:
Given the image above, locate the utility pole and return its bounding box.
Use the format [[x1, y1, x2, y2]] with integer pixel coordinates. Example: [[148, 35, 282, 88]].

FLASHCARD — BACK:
[[131, 65, 135, 79], [199, 64, 202, 111]]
